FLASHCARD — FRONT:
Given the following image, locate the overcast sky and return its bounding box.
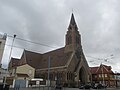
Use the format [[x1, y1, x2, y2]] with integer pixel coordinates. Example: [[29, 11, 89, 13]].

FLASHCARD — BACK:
[[0, 0, 120, 72]]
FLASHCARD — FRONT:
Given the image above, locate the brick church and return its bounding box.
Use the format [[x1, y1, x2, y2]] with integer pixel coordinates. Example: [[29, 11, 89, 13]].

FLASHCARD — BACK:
[[9, 13, 90, 87]]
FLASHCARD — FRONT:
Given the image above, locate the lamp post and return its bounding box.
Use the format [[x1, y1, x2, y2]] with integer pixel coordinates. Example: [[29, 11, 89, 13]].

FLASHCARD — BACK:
[[3, 34, 16, 89]]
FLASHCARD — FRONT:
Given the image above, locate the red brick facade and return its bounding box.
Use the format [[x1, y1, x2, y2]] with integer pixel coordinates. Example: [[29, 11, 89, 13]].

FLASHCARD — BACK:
[[90, 64, 116, 87]]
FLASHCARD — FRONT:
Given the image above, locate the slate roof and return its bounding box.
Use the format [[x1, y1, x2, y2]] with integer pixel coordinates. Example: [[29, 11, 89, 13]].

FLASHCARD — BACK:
[[70, 13, 76, 25], [37, 47, 72, 69], [68, 13, 78, 30], [9, 58, 20, 68], [9, 47, 73, 70], [24, 50, 42, 69]]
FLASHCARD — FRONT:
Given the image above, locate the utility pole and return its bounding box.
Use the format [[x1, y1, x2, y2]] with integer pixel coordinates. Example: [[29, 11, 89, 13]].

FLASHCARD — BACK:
[[101, 63, 105, 85], [48, 56, 50, 90], [3, 34, 16, 89]]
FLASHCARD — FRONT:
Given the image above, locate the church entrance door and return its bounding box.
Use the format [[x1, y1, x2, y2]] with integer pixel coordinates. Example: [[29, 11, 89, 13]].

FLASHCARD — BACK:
[[79, 67, 87, 84]]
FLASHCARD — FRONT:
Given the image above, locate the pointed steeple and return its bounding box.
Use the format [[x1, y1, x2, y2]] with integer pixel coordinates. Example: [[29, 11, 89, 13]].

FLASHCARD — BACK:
[[65, 13, 81, 53], [70, 13, 76, 25], [68, 13, 78, 30]]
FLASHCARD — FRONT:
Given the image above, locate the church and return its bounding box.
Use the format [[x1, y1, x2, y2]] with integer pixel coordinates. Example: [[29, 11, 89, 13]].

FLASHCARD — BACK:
[[9, 13, 90, 87]]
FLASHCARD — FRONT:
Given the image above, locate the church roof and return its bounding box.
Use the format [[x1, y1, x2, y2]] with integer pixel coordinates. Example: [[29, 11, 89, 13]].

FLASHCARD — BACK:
[[37, 47, 72, 69], [68, 13, 78, 30], [70, 13, 76, 25], [24, 50, 43, 68], [9, 47, 73, 70], [9, 58, 20, 68], [26, 47, 72, 69]]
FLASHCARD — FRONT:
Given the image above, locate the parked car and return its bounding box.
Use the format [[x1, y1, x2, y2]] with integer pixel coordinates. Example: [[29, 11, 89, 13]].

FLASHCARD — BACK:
[[84, 84, 91, 89], [0, 83, 9, 90], [79, 83, 91, 89], [55, 85, 62, 90], [79, 84, 84, 89], [92, 83, 98, 89], [92, 83, 107, 89], [97, 83, 107, 89]]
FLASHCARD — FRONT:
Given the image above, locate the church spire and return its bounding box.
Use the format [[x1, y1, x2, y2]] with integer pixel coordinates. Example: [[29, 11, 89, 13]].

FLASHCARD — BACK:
[[65, 13, 81, 53], [70, 13, 76, 25], [68, 13, 78, 30]]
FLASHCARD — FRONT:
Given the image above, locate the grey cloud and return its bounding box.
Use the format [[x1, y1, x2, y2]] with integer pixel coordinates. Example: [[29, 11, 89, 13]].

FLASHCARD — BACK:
[[0, 0, 120, 72]]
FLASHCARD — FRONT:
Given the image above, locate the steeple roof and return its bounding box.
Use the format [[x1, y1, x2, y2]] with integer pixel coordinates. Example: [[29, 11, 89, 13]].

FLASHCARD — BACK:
[[68, 13, 78, 30], [70, 13, 77, 25]]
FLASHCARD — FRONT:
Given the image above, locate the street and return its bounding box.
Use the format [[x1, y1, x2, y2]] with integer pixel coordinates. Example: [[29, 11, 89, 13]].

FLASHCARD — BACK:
[[9, 87, 120, 90]]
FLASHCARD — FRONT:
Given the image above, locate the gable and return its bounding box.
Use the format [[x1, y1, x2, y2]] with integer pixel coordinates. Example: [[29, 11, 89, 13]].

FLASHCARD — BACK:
[[95, 64, 112, 74], [9, 58, 20, 68], [16, 64, 35, 78], [25, 50, 42, 68]]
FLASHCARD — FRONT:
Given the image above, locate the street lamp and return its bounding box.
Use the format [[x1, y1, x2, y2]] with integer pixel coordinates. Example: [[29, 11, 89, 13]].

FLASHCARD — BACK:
[[3, 34, 16, 89]]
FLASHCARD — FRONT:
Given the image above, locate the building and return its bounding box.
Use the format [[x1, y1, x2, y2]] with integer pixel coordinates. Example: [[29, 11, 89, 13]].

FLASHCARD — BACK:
[[9, 58, 35, 79], [0, 68, 8, 83], [114, 73, 120, 87], [0, 34, 6, 65], [8, 57, 35, 87], [9, 13, 90, 87], [90, 64, 116, 87], [0, 34, 7, 82]]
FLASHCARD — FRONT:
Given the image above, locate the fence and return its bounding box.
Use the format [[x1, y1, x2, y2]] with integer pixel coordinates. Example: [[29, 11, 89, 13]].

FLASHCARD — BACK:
[[9, 86, 80, 90]]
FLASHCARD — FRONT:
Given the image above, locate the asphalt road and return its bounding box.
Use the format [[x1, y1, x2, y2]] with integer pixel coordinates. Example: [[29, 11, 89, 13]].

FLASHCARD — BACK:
[[9, 87, 120, 90]]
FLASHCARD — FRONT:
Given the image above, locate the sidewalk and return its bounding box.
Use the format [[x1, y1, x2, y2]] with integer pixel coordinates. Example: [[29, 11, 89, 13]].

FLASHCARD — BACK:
[[9, 87, 120, 90]]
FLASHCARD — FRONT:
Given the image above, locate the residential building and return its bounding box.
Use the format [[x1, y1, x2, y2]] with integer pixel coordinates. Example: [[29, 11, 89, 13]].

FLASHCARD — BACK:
[[114, 72, 120, 87], [9, 62, 35, 79], [0, 68, 8, 83], [0, 33, 6, 64], [90, 64, 116, 87], [7, 58, 35, 87], [0, 34, 7, 82]]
